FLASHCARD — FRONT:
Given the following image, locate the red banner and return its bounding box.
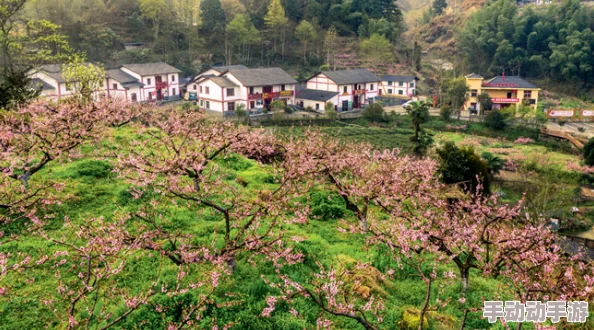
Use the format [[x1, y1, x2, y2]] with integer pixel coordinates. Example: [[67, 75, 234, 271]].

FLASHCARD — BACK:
[[482, 83, 519, 87], [492, 98, 519, 103]]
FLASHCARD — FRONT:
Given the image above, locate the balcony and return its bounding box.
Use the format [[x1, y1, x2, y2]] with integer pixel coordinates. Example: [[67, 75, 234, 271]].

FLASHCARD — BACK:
[[156, 81, 168, 90]]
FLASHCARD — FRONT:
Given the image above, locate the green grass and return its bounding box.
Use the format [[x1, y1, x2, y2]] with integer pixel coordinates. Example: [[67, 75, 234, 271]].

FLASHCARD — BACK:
[[1, 121, 591, 330]]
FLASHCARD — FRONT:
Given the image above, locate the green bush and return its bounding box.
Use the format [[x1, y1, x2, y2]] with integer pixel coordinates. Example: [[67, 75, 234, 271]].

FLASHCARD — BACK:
[[309, 191, 346, 220], [362, 103, 385, 122], [436, 142, 491, 195], [558, 119, 567, 126], [74, 160, 113, 178], [236, 176, 249, 187], [220, 154, 253, 171], [439, 104, 452, 121], [485, 110, 507, 130], [583, 137, 594, 166], [284, 106, 294, 114]]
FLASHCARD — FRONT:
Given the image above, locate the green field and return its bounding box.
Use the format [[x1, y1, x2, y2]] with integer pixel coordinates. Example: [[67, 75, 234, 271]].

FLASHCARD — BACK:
[[1, 116, 592, 330]]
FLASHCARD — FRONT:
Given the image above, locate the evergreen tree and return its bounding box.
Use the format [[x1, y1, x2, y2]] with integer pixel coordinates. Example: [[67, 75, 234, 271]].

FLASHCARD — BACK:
[[433, 0, 447, 16]]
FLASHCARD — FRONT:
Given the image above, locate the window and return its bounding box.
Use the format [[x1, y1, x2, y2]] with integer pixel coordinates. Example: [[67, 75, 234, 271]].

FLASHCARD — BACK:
[[227, 88, 235, 97], [171, 75, 176, 82], [205, 86, 210, 94], [388, 89, 393, 94], [281, 84, 286, 91], [387, 81, 393, 86], [370, 84, 374, 90], [113, 83, 118, 90], [523, 90, 532, 98], [471, 89, 478, 97], [250, 101, 255, 109], [343, 86, 348, 93], [193, 84, 197, 90], [131, 93, 137, 102], [206, 101, 210, 109], [172, 88, 176, 96], [316, 103, 320, 110], [147, 78, 151, 85], [398, 90, 403, 95], [200, 100, 204, 107], [410, 82, 415, 88], [399, 81, 404, 87], [507, 92, 513, 98], [228, 102, 235, 111], [200, 86, 203, 93], [250, 87, 255, 94]]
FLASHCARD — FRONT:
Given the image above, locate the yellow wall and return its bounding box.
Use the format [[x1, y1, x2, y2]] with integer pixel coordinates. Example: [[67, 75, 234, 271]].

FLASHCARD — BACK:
[[464, 76, 540, 111]]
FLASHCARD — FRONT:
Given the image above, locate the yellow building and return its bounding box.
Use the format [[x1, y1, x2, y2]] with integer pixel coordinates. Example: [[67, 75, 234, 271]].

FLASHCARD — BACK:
[[464, 73, 540, 111]]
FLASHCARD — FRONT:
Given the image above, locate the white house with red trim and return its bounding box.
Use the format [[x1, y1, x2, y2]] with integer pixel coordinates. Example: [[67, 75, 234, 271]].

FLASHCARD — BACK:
[[301, 69, 381, 112], [380, 75, 418, 98], [30, 62, 182, 103], [191, 67, 298, 115], [119, 63, 181, 102]]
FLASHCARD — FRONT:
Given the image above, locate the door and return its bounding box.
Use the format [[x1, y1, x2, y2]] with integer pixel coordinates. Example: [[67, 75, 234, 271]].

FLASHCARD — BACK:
[[156, 76, 163, 100], [342, 100, 348, 112]]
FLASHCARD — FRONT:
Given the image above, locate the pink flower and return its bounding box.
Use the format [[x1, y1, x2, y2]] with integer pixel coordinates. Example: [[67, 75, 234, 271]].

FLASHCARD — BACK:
[[459, 297, 466, 304]]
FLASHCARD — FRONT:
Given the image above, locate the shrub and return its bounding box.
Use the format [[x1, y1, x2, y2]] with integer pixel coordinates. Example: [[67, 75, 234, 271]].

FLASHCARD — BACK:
[[271, 100, 285, 112], [439, 105, 452, 121], [305, 105, 315, 113], [325, 102, 337, 120], [284, 106, 294, 114], [583, 137, 594, 166], [362, 103, 385, 122], [309, 191, 346, 221], [558, 119, 567, 126], [436, 142, 491, 195], [181, 102, 192, 110], [578, 127, 586, 133], [74, 160, 113, 178], [485, 110, 507, 130], [220, 154, 253, 171]]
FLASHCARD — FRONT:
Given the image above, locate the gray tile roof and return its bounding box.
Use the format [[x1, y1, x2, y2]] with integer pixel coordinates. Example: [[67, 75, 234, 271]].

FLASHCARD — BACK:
[[37, 64, 67, 83], [107, 69, 145, 88], [207, 76, 240, 88], [381, 75, 418, 82], [295, 85, 338, 102], [465, 73, 483, 79], [31, 78, 55, 91], [318, 69, 381, 85], [121, 62, 182, 76], [483, 76, 539, 89], [225, 67, 297, 87], [211, 65, 248, 73]]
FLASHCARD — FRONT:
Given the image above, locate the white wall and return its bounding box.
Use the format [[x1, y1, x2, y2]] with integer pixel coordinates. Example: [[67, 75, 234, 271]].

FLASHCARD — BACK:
[[381, 80, 416, 97]]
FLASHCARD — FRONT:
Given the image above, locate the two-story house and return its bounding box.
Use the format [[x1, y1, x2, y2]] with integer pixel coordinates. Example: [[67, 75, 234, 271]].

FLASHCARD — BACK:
[[193, 67, 298, 114], [29, 64, 103, 100], [120, 63, 182, 102], [300, 69, 381, 112], [380, 75, 419, 98], [105, 69, 145, 102], [465, 73, 541, 112]]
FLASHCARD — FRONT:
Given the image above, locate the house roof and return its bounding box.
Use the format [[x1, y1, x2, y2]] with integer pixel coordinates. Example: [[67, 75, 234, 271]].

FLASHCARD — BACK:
[[465, 73, 483, 79], [224, 67, 297, 87], [295, 85, 338, 102], [107, 69, 145, 88], [36, 63, 106, 83], [121, 62, 182, 76], [317, 69, 381, 85], [381, 75, 418, 82], [31, 78, 55, 91], [203, 76, 239, 88], [211, 65, 248, 73], [482, 76, 539, 89], [37, 64, 67, 83]]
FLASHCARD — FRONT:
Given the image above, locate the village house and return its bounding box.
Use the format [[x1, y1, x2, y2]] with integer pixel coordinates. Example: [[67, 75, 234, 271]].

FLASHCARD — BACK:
[[295, 85, 339, 113], [29, 64, 101, 100], [380, 75, 418, 98], [465, 73, 541, 111], [300, 69, 381, 112], [104, 68, 145, 102], [120, 62, 182, 102], [195, 65, 248, 80], [29, 62, 182, 103], [192, 67, 297, 114]]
